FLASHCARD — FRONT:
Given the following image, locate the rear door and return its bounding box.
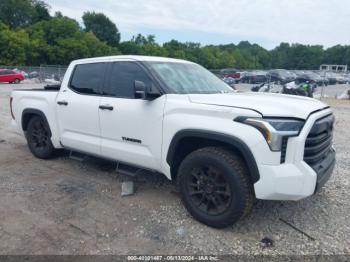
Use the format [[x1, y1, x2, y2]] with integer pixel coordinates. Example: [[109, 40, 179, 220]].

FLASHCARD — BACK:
[[99, 61, 165, 170], [56, 62, 107, 155]]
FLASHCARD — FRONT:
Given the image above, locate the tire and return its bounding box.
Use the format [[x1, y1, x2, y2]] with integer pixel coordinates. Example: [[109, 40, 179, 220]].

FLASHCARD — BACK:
[[13, 78, 20, 84], [26, 116, 55, 159], [177, 147, 254, 228]]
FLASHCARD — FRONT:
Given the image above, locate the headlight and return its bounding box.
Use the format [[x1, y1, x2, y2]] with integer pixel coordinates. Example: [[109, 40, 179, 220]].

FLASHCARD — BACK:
[[235, 117, 305, 151]]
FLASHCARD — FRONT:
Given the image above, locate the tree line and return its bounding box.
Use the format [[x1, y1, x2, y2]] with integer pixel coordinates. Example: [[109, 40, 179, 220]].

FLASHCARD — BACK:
[[1, 0, 349, 69]]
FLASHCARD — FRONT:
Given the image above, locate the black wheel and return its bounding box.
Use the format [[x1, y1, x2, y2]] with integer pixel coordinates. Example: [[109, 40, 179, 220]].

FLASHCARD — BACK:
[[26, 116, 55, 159], [13, 78, 20, 84], [177, 147, 254, 228]]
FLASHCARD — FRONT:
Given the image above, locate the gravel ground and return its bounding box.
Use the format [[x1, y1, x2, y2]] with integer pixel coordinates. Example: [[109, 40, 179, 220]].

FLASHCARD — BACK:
[[0, 82, 349, 256]]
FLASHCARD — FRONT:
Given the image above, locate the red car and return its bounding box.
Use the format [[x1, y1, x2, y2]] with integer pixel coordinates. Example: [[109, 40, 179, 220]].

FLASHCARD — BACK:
[[220, 68, 240, 79], [0, 69, 25, 84]]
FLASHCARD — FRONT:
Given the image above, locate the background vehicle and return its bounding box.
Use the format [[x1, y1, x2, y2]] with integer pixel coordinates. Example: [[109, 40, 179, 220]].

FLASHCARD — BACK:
[[28, 71, 39, 79], [344, 73, 350, 84], [222, 77, 237, 90], [334, 73, 346, 84], [0, 69, 25, 84], [240, 71, 267, 84], [295, 71, 328, 86], [323, 72, 337, 85], [220, 68, 240, 80], [267, 69, 296, 84], [11, 56, 336, 228], [251, 82, 282, 93]]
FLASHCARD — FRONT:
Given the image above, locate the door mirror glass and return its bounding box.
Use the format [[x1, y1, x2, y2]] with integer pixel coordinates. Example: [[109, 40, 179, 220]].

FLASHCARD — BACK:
[[134, 80, 146, 99]]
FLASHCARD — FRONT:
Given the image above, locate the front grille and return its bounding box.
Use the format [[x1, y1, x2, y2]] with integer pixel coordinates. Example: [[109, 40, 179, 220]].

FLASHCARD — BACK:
[[304, 114, 335, 168]]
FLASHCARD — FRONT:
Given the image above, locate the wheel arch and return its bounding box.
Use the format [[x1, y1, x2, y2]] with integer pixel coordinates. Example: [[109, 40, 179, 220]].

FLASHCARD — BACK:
[[22, 108, 52, 137], [166, 129, 260, 183]]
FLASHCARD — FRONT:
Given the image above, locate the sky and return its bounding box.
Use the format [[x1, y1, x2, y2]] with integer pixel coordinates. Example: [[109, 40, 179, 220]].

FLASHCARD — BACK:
[[45, 0, 350, 50]]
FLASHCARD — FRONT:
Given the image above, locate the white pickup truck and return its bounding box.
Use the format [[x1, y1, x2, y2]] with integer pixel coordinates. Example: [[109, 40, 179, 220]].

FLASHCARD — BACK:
[[11, 56, 336, 228]]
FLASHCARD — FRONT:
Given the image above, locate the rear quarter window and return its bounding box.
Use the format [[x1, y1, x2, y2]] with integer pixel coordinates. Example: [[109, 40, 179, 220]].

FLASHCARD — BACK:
[[69, 63, 107, 95]]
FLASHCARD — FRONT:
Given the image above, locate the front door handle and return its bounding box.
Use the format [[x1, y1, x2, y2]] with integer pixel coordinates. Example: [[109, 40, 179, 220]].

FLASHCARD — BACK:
[[99, 105, 114, 111], [57, 101, 68, 106]]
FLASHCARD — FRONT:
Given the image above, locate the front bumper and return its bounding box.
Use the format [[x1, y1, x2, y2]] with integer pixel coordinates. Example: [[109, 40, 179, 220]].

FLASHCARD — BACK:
[[254, 147, 335, 200], [253, 108, 335, 201], [254, 161, 318, 200], [313, 146, 336, 193]]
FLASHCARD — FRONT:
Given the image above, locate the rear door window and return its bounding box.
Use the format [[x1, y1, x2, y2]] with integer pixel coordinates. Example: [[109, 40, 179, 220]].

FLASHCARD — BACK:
[[70, 63, 107, 95]]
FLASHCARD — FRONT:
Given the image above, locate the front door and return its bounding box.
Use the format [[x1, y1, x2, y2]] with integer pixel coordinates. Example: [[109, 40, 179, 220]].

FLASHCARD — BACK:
[[99, 61, 165, 170]]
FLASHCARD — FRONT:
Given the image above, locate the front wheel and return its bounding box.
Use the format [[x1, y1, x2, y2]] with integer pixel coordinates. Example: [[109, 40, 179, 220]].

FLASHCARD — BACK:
[[26, 116, 55, 159], [13, 78, 21, 84], [177, 147, 254, 228]]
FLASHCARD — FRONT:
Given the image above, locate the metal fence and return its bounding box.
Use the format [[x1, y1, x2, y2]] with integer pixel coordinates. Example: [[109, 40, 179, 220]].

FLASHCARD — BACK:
[[0, 65, 68, 83]]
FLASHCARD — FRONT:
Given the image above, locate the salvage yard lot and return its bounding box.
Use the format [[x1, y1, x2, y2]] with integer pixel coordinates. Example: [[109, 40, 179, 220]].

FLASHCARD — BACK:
[[0, 83, 349, 255]]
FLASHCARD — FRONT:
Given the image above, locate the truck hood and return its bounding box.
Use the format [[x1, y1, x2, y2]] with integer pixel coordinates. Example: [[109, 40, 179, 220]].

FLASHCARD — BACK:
[[188, 92, 329, 119]]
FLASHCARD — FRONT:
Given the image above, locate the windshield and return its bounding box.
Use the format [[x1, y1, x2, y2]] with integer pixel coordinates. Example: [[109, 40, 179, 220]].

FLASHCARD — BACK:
[[146, 62, 234, 94]]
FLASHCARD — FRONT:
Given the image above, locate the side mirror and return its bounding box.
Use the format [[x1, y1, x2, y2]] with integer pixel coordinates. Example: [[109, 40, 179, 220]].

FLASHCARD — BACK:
[[134, 80, 162, 100], [134, 80, 146, 99]]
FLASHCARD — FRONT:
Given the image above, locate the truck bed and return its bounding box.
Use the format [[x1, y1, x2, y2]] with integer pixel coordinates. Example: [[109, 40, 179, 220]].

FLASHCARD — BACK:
[[11, 89, 59, 126]]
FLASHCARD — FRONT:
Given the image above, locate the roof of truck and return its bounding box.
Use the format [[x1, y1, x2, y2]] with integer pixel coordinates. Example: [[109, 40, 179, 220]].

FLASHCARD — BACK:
[[72, 55, 194, 64]]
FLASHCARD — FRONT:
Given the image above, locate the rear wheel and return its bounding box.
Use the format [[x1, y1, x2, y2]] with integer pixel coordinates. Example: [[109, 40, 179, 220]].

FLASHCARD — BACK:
[[26, 116, 55, 159], [177, 147, 254, 228]]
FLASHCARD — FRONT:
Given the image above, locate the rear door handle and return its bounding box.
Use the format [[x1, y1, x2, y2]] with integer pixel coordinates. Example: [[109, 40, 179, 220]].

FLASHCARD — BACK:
[[99, 105, 114, 111], [57, 101, 68, 106]]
